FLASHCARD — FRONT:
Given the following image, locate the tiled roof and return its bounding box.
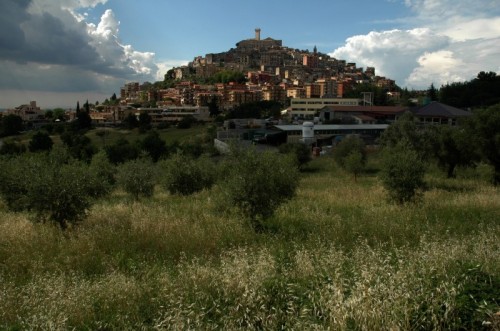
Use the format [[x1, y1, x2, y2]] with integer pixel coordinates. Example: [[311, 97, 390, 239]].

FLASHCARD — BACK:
[[410, 101, 471, 117]]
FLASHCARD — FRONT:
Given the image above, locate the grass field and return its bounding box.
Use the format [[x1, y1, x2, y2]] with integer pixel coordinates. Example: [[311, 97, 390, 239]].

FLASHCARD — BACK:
[[0, 154, 499, 330]]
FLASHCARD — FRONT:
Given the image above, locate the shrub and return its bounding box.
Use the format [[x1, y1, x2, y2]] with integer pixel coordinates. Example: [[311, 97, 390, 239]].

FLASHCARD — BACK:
[[139, 130, 168, 162], [160, 153, 216, 196], [116, 158, 157, 200], [89, 150, 116, 196], [344, 150, 365, 182], [105, 138, 140, 164], [0, 151, 102, 228], [0, 155, 32, 211], [278, 142, 312, 170], [333, 135, 366, 169], [380, 140, 427, 204], [28, 131, 53, 152], [219, 147, 299, 231], [0, 140, 26, 155]]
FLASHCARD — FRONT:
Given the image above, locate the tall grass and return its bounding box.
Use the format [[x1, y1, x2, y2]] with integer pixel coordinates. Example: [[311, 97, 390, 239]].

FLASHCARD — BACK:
[[0, 154, 498, 329]]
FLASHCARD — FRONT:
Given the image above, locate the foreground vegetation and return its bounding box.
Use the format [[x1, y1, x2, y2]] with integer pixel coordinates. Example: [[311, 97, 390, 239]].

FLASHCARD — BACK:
[[0, 154, 498, 330]]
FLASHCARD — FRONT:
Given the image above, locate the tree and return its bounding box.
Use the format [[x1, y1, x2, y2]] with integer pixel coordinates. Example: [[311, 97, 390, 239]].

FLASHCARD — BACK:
[[464, 104, 500, 185], [378, 111, 429, 158], [380, 139, 427, 204], [0, 151, 103, 228], [207, 96, 220, 118], [219, 147, 299, 231], [60, 132, 97, 163], [429, 125, 478, 178], [344, 151, 365, 182], [72, 100, 92, 131], [278, 142, 312, 170], [1, 114, 23, 137], [89, 150, 116, 196], [177, 115, 196, 129], [160, 153, 216, 196], [117, 158, 157, 200], [138, 111, 152, 132], [123, 113, 139, 130], [28, 131, 53, 152], [105, 138, 140, 164], [427, 83, 438, 102], [140, 130, 168, 162], [333, 135, 366, 169]]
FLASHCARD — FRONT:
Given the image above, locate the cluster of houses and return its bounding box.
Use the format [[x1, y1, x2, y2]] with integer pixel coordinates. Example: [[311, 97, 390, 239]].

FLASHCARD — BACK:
[[120, 29, 398, 110], [4, 29, 472, 151]]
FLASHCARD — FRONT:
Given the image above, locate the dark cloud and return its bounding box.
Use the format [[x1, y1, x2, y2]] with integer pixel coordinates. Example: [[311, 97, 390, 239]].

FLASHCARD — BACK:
[[0, 0, 31, 52]]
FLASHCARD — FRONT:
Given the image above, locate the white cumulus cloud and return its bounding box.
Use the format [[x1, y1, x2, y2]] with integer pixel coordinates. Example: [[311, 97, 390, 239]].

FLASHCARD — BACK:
[[330, 0, 500, 89]]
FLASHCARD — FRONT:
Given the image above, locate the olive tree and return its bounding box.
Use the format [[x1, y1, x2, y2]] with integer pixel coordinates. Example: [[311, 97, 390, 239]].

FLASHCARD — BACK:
[[380, 139, 427, 204], [160, 153, 216, 196], [333, 135, 366, 170], [219, 147, 299, 231], [116, 158, 157, 200], [0, 150, 104, 228]]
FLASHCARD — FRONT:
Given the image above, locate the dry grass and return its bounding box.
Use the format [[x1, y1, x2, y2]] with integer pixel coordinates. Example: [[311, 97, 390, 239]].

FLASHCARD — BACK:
[[0, 155, 499, 329]]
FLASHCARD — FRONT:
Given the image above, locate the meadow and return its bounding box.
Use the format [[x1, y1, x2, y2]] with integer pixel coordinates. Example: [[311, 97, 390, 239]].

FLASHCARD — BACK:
[[0, 154, 499, 330]]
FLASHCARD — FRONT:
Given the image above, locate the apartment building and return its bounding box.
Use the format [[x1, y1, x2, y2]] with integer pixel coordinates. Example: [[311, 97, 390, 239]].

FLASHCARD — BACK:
[[289, 97, 361, 119]]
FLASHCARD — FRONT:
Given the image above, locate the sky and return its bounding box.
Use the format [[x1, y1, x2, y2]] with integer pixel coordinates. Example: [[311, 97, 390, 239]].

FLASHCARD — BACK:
[[0, 0, 499, 109]]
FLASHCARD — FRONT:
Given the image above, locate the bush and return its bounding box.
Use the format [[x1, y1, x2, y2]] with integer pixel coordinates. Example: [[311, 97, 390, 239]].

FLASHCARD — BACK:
[[333, 135, 366, 169], [160, 153, 216, 196], [0, 151, 103, 228], [278, 142, 312, 170], [0, 140, 26, 155], [28, 131, 53, 152], [0, 155, 32, 211], [219, 147, 299, 231], [140, 131, 168, 162], [344, 150, 365, 182], [380, 140, 427, 204], [105, 138, 140, 164], [116, 158, 157, 200], [89, 150, 116, 196]]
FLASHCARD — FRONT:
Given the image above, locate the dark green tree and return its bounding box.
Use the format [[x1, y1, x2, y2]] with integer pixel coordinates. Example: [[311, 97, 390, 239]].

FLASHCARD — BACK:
[[464, 104, 500, 185], [138, 111, 152, 132], [72, 100, 92, 131], [123, 113, 139, 129], [278, 142, 312, 170], [427, 83, 438, 102], [28, 131, 53, 152], [140, 130, 168, 162], [61, 132, 96, 163], [1, 114, 24, 137], [105, 138, 140, 164], [429, 125, 478, 178]]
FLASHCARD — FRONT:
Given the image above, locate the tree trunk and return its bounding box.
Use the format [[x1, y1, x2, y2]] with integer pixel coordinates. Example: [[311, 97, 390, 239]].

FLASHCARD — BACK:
[[447, 163, 456, 178]]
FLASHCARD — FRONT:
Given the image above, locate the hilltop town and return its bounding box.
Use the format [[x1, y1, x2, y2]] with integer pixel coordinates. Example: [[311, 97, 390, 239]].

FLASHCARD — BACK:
[[122, 28, 396, 111]]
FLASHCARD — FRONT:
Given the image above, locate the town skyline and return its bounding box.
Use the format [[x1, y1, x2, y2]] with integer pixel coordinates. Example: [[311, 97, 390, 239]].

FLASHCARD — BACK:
[[1, 0, 499, 108]]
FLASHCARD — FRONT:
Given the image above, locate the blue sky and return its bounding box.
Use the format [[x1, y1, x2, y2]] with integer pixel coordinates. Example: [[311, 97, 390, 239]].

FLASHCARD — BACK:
[[1, 0, 499, 108]]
